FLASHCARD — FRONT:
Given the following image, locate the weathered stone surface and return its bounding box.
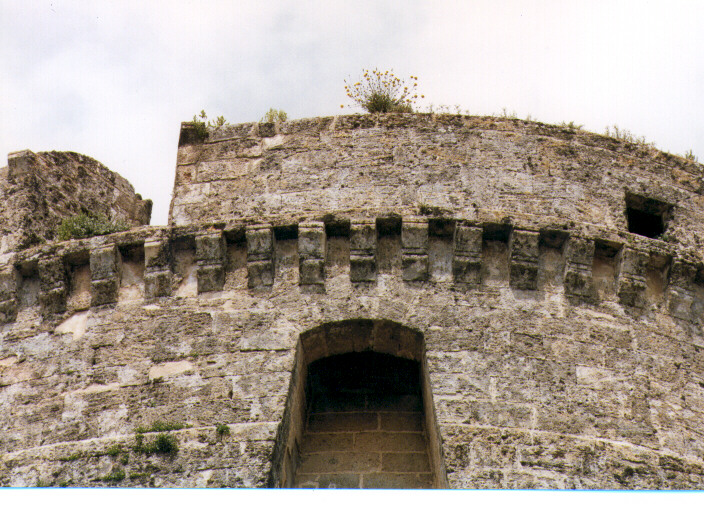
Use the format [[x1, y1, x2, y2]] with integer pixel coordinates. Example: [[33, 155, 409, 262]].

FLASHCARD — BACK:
[[1, 114, 704, 489], [0, 150, 151, 254]]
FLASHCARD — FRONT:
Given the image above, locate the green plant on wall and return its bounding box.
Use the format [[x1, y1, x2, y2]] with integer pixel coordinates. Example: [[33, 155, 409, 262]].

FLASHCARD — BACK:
[[56, 213, 129, 241], [261, 108, 288, 123], [191, 110, 227, 140], [343, 68, 423, 113]]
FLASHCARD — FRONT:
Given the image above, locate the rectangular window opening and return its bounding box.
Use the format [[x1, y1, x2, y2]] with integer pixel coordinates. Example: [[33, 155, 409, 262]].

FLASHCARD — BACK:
[[625, 193, 672, 239]]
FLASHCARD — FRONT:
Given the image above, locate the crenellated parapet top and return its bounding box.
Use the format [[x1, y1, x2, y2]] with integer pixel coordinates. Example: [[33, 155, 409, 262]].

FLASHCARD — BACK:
[[0, 212, 702, 327]]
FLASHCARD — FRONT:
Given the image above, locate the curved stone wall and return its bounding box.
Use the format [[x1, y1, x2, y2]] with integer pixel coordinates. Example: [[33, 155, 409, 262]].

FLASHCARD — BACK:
[[0, 208, 702, 488], [170, 114, 704, 261]]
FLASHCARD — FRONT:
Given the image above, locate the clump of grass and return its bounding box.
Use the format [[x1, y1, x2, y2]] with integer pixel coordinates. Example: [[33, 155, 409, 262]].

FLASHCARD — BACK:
[[344, 68, 423, 113], [135, 420, 187, 434], [261, 108, 288, 123], [684, 149, 698, 162], [191, 110, 227, 140], [56, 213, 129, 241], [560, 121, 584, 130], [134, 433, 179, 455], [603, 125, 655, 148]]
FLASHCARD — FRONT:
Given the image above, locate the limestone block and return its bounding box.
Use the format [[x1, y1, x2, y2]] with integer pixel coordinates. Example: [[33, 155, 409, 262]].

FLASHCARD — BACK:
[[300, 260, 325, 286], [402, 219, 428, 282], [299, 222, 326, 260], [248, 260, 274, 288], [196, 233, 226, 293], [247, 225, 274, 288], [618, 248, 649, 308], [196, 233, 226, 265], [350, 255, 376, 283], [246, 225, 274, 260], [453, 224, 482, 286], [402, 219, 429, 254], [402, 255, 429, 282], [144, 237, 172, 269], [197, 264, 225, 293], [564, 238, 594, 300], [510, 230, 540, 290], [144, 270, 172, 298], [0, 298, 17, 323], [89, 245, 120, 281], [0, 269, 18, 302], [350, 220, 376, 283], [38, 257, 66, 315], [0, 269, 18, 323], [90, 278, 120, 307], [89, 245, 120, 306], [350, 220, 376, 255], [299, 222, 326, 286]]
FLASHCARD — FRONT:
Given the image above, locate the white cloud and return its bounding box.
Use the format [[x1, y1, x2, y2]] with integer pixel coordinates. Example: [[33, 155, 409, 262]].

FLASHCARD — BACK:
[[1, 1, 703, 225]]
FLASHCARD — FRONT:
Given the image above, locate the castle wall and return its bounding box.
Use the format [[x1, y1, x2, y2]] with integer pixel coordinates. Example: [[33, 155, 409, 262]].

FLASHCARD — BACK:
[[170, 115, 704, 263], [0, 150, 152, 254], [1, 212, 702, 488]]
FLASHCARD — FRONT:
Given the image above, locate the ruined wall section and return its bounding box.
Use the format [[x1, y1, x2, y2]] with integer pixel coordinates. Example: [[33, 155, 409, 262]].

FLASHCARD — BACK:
[[0, 213, 702, 488], [170, 114, 704, 259], [0, 150, 152, 254]]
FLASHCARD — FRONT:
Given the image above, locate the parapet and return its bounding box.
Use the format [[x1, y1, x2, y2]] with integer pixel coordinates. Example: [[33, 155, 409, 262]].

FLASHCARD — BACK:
[[0, 150, 152, 254], [170, 114, 704, 259]]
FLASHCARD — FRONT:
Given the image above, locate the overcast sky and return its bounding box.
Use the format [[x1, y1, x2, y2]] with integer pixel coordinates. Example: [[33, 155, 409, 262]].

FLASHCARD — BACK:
[[2, 0, 703, 225]]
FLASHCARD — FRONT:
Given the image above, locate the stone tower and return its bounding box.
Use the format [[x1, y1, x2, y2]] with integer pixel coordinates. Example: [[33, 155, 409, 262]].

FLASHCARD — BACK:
[[1, 114, 703, 488]]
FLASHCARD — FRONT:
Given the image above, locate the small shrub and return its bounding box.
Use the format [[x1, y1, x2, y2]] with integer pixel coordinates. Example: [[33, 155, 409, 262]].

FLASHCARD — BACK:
[[261, 108, 288, 123], [684, 149, 698, 162], [56, 213, 129, 241], [344, 68, 423, 113], [134, 432, 179, 456], [216, 423, 230, 436]]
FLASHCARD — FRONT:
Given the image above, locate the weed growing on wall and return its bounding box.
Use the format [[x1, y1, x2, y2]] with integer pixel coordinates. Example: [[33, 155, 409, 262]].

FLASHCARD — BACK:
[[56, 213, 129, 241], [192, 110, 227, 140], [261, 108, 288, 123], [343, 69, 423, 113]]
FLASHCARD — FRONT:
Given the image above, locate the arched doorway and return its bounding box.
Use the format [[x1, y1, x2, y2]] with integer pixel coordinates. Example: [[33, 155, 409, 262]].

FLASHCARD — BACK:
[[270, 319, 446, 488]]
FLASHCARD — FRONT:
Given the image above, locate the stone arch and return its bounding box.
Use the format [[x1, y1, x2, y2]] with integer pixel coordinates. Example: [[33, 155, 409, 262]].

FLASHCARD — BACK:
[[270, 319, 446, 489]]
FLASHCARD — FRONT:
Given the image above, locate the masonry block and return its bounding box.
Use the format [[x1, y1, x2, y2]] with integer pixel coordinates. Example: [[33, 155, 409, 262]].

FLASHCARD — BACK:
[[196, 232, 226, 264], [38, 257, 66, 315], [510, 230, 540, 290], [89, 245, 120, 306], [248, 260, 274, 288], [143, 237, 173, 298], [453, 224, 482, 286], [402, 219, 428, 282], [247, 225, 274, 288], [144, 270, 172, 299], [144, 237, 172, 269], [300, 259, 325, 286], [618, 248, 648, 308], [246, 225, 274, 259], [350, 220, 376, 283], [196, 233, 226, 293], [564, 237, 595, 300], [197, 264, 225, 293], [299, 222, 326, 286]]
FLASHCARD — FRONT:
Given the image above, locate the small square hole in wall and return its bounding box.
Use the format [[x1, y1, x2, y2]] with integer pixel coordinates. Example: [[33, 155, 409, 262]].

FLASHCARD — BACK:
[[625, 193, 672, 239]]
